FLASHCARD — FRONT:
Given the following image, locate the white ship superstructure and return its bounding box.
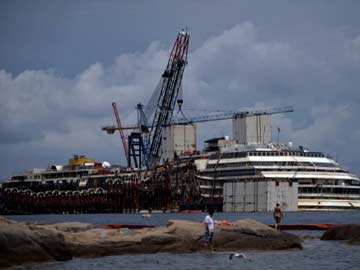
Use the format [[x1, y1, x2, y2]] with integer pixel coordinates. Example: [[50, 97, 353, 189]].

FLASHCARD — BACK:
[[195, 141, 360, 211]]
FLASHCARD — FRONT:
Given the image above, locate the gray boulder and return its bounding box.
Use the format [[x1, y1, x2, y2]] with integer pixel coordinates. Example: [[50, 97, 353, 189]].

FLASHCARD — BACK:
[[321, 224, 360, 245], [0, 220, 72, 268]]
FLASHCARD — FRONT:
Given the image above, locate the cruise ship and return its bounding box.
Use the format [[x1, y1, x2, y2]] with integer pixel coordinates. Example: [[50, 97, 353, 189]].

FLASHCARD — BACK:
[[193, 139, 360, 211]]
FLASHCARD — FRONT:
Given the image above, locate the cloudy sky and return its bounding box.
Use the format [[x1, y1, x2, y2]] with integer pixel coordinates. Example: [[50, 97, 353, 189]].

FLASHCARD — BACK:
[[1, 0, 360, 180]]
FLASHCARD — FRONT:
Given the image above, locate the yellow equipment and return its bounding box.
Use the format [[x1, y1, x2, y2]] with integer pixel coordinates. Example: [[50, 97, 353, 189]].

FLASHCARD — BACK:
[[68, 155, 95, 165]]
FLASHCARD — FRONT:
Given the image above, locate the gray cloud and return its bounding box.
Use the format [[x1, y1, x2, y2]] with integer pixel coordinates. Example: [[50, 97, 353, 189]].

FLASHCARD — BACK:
[[1, 22, 360, 179]]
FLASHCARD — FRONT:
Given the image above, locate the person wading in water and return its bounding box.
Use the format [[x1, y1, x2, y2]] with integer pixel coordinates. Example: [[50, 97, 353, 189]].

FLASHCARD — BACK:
[[273, 203, 283, 230], [203, 209, 215, 253]]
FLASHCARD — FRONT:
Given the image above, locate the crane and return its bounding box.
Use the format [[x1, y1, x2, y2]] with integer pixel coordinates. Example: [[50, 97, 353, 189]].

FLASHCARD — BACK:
[[102, 30, 190, 168], [111, 102, 129, 163], [102, 105, 293, 167], [101, 30, 293, 169], [102, 106, 294, 133], [145, 30, 190, 168]]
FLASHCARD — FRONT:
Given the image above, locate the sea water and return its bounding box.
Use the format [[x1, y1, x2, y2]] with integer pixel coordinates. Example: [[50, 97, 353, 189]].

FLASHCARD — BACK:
[[6, 211, 360, 270]]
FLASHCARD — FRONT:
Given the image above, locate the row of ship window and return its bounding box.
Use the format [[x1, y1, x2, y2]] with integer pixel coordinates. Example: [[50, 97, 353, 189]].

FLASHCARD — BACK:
[[206, 161, 337, 169], [209, 151, 325, 160], [204, 168, 349, 178], [299, 187, 360, 194], [11, 171, 89, 181], [206, 169, 256, 177], [2, 181, 78, 190], [42, 171, 89, 179]]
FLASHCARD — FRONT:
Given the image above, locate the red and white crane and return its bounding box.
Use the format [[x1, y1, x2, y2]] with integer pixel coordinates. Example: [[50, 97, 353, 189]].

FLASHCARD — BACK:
[[112, 102, 129, 163]]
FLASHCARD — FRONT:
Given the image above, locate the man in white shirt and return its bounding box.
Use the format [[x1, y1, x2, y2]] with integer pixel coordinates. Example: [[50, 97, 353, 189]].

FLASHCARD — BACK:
[[203, 209, 215, 253]]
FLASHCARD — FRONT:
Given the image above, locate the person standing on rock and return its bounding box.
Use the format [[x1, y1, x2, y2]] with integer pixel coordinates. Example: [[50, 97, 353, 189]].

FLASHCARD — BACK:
[[273, 203, 283, 230], [203, 209, 215, 253]]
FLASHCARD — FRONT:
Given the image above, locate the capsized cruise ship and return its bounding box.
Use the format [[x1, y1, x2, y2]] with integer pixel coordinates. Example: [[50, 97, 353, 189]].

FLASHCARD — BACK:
[[186, 112, 360, 212], [194, 139, 360, 211]]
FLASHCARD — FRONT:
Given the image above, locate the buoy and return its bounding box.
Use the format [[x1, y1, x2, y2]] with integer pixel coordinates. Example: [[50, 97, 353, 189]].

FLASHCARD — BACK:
[[221, 220, 230, 226], [215, 220, 231, 226]]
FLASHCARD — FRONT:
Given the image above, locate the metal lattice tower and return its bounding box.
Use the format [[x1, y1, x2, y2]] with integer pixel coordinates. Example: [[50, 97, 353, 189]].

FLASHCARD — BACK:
[[145, 30, 190, 168]]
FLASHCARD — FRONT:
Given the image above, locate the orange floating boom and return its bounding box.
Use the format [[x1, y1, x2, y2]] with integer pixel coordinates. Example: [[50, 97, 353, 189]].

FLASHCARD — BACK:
[[268, 223, 340, 230]]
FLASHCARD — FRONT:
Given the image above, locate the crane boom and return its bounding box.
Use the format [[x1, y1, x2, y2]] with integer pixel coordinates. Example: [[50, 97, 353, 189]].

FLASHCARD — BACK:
[[112, 102, 129, 162], [102, 106, 294, 133], [172, 106, 294, 125], [146, 30, 190, 167]]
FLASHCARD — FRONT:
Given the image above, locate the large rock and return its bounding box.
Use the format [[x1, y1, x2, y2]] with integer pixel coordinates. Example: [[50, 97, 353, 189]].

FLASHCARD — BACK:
[[321, 224, 360, 245], [165, 219, 302, 251], [0, 216, 13, 225], [38, 222, 94, 233], [0, 216, 302, 268], [0, 220, 72, 268]]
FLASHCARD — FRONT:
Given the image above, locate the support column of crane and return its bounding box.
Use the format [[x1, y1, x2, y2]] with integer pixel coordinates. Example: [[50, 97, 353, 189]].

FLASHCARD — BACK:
[[128, 132, 144, 168]]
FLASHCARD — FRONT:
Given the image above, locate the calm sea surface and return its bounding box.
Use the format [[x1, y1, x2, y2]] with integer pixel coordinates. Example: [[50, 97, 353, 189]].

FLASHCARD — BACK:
[[6, 211, 360, 270]]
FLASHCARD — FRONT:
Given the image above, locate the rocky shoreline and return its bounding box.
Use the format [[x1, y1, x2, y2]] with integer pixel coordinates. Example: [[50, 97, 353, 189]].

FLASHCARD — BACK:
[[0, 216, 302, 268]]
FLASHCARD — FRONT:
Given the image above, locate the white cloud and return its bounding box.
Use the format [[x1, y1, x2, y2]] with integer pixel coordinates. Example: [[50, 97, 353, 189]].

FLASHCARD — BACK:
[[1, 23, 360, 179]]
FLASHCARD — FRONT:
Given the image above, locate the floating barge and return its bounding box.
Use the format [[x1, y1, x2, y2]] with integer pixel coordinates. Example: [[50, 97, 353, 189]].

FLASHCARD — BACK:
[[0, 155, 203, 214]]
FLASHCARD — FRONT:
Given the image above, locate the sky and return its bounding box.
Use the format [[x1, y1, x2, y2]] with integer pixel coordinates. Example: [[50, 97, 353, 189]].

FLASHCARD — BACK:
[[1, 0, 360, 180]]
